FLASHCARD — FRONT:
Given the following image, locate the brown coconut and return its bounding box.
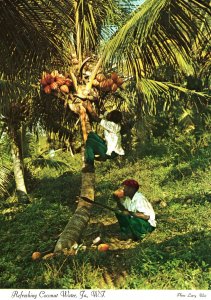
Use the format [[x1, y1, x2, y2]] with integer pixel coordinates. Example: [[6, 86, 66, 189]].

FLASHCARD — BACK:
[[50, 82, 58, 90], [65, 78, 73, 87], [55, 76, 66, 86], [111, 83, 118, 92], [45, 74, 54, 84], [60, 84, 69, 93], [92, 79, 100, 87], [106, 78, 114, 87], [44, 85, 51, 94], [96, 73, 106, 82], [40, 78, 47, 86], [117, 77, 124, 86], [32, 251, 42, 260], [111, 72, 118, 82]]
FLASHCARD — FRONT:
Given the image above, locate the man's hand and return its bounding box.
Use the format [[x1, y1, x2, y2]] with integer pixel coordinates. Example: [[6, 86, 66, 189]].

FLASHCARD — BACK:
[[122, 210, 131, 216], [81, 100, 100, 122], [113, 188, 124, 198], [113, 191, 125, 211]]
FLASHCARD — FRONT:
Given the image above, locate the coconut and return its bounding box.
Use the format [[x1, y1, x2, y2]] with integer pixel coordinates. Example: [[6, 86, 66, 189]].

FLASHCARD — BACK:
[[32, 251, 42, 260], [45, 74, 54, 84], [106, 78, 114, 87], [55, 76, 66, 86], [65, 78, 73, 87], [50, 82, 58, 90], [111, 83, 118, 92], [98, 244, 109, 252], [99, 80, 110, 91], [40, 78, 47, 86], [111, 72, 118, 82], [96, 73, 106, 82], [51, 70, 59, 77], [44, 85, 51, 94], [117, 77, 124, 86], [92, 79, 100, 87], [99, 80, 107, 89], [60, 84, 69, 94]]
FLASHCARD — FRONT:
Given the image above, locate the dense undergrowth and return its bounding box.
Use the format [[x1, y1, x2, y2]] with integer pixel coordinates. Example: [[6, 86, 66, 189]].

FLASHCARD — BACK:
[[0, 137, 210, 289]]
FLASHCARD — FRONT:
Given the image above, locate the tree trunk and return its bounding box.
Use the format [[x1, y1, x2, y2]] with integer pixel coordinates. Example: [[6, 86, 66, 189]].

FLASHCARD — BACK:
[[54, 104, 95, 253], [54, 172, 95, 252], [9, 127, 29, 203]]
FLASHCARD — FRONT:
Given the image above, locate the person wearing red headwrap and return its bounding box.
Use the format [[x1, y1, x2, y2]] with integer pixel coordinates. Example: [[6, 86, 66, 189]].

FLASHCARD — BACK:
[[113, 179, 156, 240]]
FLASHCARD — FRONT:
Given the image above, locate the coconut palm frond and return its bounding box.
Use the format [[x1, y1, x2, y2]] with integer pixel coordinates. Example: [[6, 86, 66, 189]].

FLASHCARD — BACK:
[[178, 108, 193, 124], [0, 75, 37, 114], [29, 157, 68, 170], [198, 56, 211, 78], [0, 138, 12, 196], [165, 81, 211, 97], [0, 165, 11, 197], [0, 0, 73, 77], [71, 0, 135, 60], [166, 43, 195, 76], [103, 0, 211, 78], [140, 78, 211, 98], [137, 78, 211, 113]]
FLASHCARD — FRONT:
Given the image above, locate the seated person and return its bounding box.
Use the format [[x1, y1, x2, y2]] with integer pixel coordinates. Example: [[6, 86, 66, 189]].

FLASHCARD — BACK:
[[113, 179, 156, 241]]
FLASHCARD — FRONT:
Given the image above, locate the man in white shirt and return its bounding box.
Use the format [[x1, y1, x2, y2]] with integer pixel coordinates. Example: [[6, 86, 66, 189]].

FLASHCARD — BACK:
[[113, 179, 156, 241], [100, 117, 125, 156], [82, 101, 124, 172]]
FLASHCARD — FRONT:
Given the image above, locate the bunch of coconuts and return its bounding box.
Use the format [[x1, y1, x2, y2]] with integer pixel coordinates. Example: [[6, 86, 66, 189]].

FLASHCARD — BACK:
[[92, 72, 124, 92], [40, 70, 73, 95]]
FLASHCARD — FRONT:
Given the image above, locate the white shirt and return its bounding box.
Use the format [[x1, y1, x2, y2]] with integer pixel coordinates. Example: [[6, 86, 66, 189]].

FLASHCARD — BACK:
[[123, 191, 156, 227], [100, 119, 125, 156]]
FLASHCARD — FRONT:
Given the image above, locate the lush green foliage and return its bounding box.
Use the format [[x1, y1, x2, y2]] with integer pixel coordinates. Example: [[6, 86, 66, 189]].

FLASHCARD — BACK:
[[0, 133, 210, 289]]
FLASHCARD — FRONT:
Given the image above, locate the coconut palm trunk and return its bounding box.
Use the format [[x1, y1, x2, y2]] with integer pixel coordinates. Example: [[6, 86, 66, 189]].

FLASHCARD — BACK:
[[9, 127, 29, 203], [54, 103, 95, 253]]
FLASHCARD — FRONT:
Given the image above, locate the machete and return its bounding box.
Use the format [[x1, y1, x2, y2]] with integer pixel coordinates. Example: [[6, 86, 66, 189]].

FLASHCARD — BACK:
[[80, 196, 122, 214]]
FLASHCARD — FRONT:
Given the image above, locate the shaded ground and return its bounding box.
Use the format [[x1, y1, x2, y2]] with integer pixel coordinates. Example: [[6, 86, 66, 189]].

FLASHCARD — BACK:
[[0, 151, 211, 289]]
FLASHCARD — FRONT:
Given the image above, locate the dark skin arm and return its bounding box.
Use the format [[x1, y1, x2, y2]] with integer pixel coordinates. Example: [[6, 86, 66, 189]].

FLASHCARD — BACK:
[[113, 193, 126, 211], [82, 100, 101, 122], [122, 210, 150, 220]]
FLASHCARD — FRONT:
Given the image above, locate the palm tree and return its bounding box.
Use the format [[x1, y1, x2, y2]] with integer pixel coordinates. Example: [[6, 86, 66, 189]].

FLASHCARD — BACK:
[[0, 0, 129, 203], [0, 0, 133, 245], [0, 0, 72, 202]]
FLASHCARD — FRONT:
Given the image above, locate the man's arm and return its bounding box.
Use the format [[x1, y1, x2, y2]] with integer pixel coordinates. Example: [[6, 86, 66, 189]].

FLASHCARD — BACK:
[[130, 211, 150, 220], [82, 100, 101, 122]]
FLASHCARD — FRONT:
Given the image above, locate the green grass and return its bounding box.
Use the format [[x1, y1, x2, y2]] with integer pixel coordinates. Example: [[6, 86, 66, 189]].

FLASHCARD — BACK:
[[0, 141, 210, 289]]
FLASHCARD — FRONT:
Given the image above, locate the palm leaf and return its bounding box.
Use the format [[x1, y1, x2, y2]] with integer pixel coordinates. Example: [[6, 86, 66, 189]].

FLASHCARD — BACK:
[[0, 0, 72, 77], [29, 158, 68, 170], [0, 138, 12, 196], [0, 165, 11, 197], [0, 76, 36, 115], [68, 0, 136, 61], [136, 78, 211, 113], [102, 0, 211, 78]]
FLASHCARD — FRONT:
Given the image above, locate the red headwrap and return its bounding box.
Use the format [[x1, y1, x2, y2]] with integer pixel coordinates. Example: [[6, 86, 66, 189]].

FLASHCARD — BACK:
[[121, 179, 139, 190]]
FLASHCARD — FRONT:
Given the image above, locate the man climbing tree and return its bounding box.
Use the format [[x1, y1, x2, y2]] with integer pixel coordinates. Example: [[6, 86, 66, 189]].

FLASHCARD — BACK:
[[82, 100, 125, 172]]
